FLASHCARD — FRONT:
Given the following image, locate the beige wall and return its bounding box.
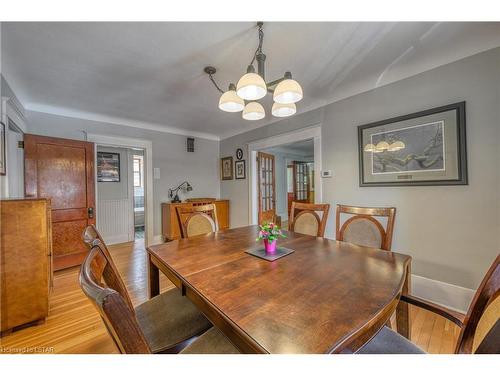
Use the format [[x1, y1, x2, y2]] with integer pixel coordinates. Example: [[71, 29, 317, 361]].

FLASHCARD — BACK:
[[221, 47, 500, 290]]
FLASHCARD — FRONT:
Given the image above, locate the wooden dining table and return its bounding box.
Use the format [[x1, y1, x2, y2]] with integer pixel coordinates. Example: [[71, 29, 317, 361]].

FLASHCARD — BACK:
[[147, 226, 412, 354]]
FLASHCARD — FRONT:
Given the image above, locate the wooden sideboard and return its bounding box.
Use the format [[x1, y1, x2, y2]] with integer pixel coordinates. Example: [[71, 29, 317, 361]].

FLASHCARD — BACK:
[[1, 198, 52, 335], [161, 199, 229, 241]]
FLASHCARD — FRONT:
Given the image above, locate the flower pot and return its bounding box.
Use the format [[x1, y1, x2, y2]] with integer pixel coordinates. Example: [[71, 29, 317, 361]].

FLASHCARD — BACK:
[[264, 239, 277, 254]]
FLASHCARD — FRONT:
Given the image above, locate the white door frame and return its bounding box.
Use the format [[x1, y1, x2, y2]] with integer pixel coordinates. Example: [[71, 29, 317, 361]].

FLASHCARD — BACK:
[[247, 124, 322, 225], [86, 133, 154, 246]]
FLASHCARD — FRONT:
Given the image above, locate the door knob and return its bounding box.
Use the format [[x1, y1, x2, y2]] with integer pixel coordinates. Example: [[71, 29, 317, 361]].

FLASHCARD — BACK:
[[88, 207, 94, 219]]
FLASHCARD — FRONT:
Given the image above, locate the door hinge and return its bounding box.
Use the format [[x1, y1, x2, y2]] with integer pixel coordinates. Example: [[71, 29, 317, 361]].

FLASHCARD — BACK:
[[18, 141, 24, 149]]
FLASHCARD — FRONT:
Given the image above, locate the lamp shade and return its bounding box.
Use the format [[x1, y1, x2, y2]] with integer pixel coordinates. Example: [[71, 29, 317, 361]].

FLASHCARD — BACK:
[[363, 143, 376, 152], [272, 102, 296, 117], [218, 88, 244, 112], [375, 141, 390, 152], [242, 102, 265, 121], [273, 79, 303, 104], [236, 73, 267, 100], [388, 141, 405, 151]]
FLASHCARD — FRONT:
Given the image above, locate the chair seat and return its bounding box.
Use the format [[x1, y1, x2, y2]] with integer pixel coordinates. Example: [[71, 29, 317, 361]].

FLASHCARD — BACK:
[[357, 326, 425, 354], [180, 327, 240, 354], [135, 288, 212, 353]]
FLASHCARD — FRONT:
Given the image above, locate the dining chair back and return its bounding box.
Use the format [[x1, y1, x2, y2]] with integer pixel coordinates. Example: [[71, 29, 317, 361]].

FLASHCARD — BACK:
[[82, 225, 134, 310], [289, 202, 330, 237], [176, 204, 218, 238], [336, 205, 396, 251], [456, 254, 499, 353], [79, 243, 151, 353]]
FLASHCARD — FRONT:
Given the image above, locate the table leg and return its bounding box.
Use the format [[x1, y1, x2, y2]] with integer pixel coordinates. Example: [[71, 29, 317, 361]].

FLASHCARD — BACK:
[[148, 254, 160, 299], [396, 262, 411, 339]]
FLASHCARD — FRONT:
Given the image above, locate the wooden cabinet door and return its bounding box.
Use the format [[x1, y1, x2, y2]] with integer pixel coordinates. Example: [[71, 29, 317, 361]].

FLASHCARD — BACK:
[[257, 152, 276, 225], [24, 134, 95, 271]]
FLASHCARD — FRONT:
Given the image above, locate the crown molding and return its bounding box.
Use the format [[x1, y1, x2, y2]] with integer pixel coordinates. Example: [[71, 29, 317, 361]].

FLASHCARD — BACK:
[[25, 103, 220, 141]]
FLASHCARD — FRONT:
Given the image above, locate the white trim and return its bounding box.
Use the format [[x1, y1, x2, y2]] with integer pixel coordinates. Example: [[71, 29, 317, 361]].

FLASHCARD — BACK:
[[411, 274, 475, 314], [126, 149, 135, 242], [26, 103, 220, 141], [247, 124, 322, 225], [86, 133, 154, 247], [2, 96, 27, 133], [151, 235, 164, 246]]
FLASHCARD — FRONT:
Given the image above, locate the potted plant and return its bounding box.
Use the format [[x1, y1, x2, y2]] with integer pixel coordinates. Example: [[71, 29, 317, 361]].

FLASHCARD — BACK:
[[256, 222, 286, 254]]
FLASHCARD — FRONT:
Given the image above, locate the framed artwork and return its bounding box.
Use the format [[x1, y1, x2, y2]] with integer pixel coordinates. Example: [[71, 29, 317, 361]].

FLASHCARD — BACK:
[[221, 156, 233, 180], [0, 122, 5, 176], [358, 102, 467, 186], [235, 160, 246, 179], [236, 148, 244, 160], [97, 152, 121, 182]]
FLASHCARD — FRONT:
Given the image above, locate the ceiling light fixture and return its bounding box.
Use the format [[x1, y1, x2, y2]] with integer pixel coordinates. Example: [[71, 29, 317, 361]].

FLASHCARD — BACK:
[[204, 22, 303, 120]]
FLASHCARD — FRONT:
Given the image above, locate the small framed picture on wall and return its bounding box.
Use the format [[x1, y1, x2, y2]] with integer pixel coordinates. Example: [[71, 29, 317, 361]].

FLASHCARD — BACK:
[[221, 156, 233, 180], [97, 152, 121, 182], [235, 160, 246, 179]]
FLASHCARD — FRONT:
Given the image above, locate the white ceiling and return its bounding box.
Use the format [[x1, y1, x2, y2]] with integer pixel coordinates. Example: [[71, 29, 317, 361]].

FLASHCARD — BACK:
[[3, 22, 500, 140]]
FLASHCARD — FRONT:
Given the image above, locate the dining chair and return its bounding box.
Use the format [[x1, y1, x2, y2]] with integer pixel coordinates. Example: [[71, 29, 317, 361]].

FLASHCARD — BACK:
[[176, 203, 219, 238], [336, 205, 396, 251], [79, 242, 239, 354], [81, 225, 213, 353], [288, 202, 330, 237], [358, 254, 500, 354]]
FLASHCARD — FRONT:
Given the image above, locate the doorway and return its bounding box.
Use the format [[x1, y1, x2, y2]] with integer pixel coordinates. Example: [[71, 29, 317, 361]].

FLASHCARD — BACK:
[[248, 125, 321, 226], [87, 133, 154, 246]]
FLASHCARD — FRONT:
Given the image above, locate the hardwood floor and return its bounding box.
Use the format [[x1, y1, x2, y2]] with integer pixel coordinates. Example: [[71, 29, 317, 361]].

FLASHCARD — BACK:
[[0, 239, 460, 354]]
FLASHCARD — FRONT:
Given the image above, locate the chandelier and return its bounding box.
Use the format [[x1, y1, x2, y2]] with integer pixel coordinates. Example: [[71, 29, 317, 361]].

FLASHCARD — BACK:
[[204, 22, 303, 121]]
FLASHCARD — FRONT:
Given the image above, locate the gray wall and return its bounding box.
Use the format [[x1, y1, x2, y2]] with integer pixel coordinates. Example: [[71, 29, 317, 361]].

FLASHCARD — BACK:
[[97, 146, 129, 200], [27, 111, 221, 237], [220, 47, 500, 290]]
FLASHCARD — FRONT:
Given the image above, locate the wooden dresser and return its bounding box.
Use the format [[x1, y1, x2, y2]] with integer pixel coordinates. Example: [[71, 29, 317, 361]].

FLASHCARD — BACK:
[[1, 198, 52, 335], [161, 199, 229, 241]]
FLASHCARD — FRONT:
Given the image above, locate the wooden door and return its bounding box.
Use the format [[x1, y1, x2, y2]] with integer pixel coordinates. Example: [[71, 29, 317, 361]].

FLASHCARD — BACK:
[[24, 134, 95, 271], [293, 161, 310, 203], [257, 152, 276, 224]]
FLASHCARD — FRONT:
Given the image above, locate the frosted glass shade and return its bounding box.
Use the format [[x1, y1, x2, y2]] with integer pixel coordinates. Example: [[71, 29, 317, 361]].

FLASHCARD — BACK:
[[218, 89, 244, 112], [388, 141, 405, 151], [242, 102, 265, 121], [364, 143, 376, 152], [236, 73, 267, 100], [375, 141, 390, 152], [272, 102, 296, 117], [273, 79, 303, 104]]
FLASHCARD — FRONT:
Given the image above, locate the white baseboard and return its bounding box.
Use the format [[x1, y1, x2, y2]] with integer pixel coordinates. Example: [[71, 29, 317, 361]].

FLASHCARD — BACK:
[[411, 274, 475, 314], [104, 234, 131, 245]]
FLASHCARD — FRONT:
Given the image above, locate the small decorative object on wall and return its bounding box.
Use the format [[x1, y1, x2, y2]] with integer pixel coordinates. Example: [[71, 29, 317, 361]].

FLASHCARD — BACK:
[[236, 148, 244, 160], [358, 102, 467, 186], [0, 122, 5, 176], [221, 156, 233, 180], [235, 160, 246, 179], [97, 152, 121, 182]]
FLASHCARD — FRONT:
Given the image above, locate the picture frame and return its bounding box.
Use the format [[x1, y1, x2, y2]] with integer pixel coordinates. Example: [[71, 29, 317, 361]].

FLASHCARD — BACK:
[[358, 102, 467, 186], [97, 152, 121, 182], [236, 148, 244, 160], [0, 122, 5, 176], [221, 156, 233, 180], [235, 160, 246, 179]]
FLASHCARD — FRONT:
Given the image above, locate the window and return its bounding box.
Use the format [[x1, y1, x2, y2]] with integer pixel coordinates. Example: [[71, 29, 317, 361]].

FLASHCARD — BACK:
[[133, 155, 143, 187]]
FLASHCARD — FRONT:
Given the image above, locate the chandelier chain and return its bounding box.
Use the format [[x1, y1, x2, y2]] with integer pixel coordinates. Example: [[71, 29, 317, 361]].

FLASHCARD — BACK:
[[208, 73, 225, 94], [250, 23, 264, 66]]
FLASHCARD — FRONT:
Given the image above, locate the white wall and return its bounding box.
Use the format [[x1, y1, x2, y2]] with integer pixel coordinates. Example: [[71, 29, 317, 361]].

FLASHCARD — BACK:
[[27, 111, 221, 238], [221, 47, 500, 292]]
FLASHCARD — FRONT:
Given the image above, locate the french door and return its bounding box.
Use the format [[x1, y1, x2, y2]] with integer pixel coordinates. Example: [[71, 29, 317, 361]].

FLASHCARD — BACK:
[[293, 161, 310, 203], [257, 151, 276, 225]]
